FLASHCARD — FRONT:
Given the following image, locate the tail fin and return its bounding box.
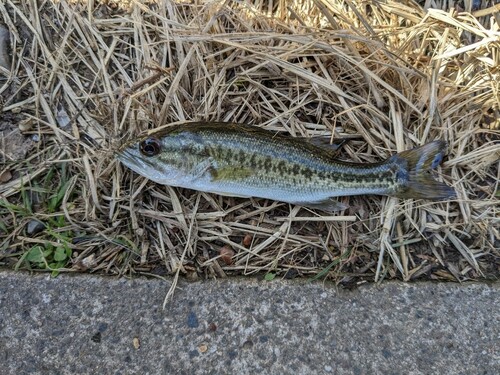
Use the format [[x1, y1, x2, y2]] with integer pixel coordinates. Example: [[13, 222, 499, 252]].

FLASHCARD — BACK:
[[390, 141, 456, 200]]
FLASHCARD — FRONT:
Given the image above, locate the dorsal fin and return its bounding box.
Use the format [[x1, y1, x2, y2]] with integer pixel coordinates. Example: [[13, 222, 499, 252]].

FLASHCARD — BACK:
[[297, 137, 348, 157]]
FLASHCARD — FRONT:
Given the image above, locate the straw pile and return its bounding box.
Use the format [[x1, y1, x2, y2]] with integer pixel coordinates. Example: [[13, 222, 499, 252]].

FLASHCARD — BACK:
[[0, 0, 498, 287]]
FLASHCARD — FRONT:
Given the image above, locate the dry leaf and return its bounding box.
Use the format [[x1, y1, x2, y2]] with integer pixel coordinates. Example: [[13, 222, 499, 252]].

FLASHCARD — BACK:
[[219, 246, 235, 265], [242, 234, 252, 247]]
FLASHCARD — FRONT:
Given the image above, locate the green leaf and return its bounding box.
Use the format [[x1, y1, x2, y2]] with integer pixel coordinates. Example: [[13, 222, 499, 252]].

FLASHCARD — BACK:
[[0, 199, 30, 216], [112, 236, 139, 254], [48, 215, 66, 228], [48, 178, 72, 213], [20, 186, 33, 214], [56, 215, 66, 227], [309, 247, 353, 282], [26, 246, 45, 263], [45, 227, 71, 242], [264, 272, 276, 281], [54, 247, 67, 261], [43, 166, 56, 192]]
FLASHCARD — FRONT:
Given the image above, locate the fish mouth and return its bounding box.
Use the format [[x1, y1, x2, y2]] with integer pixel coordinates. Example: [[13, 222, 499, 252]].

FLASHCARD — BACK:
[[115, 147, 136, 166], [115, 147, 145, 172], [116, 146, 160, 174]]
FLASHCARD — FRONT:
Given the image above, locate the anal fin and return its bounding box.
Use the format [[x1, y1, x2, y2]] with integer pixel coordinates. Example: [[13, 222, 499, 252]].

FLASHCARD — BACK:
[[293, 199, 349, 212]]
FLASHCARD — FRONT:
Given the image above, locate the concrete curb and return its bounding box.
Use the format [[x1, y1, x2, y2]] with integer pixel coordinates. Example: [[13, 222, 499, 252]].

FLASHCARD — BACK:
[[0, 271, 498, 374]]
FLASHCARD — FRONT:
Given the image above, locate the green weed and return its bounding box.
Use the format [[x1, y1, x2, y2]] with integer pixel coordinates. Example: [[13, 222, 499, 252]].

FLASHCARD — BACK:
[[309, 247, 353, 282], [1, 163, 79, 276]]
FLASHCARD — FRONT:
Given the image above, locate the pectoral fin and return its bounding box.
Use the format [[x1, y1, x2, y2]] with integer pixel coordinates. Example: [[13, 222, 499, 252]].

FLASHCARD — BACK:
[[210, 166, 254, 181]]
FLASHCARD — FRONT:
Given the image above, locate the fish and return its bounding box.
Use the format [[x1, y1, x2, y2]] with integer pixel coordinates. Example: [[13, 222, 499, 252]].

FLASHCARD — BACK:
[[116, 122, 456, 211]]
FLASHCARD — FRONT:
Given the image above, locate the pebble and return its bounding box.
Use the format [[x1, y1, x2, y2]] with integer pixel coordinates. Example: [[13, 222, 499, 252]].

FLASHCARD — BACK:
[[26, 220, 46, 236], [0, 25, 10, 71], [132, 337, 140, 349]]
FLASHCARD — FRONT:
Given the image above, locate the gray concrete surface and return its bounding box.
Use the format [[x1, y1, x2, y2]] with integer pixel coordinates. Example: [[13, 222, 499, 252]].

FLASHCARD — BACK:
[[0, 271, 498, 375]]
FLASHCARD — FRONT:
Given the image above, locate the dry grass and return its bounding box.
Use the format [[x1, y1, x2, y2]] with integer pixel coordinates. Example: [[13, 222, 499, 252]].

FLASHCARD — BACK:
[[0, 0, 498, 286]]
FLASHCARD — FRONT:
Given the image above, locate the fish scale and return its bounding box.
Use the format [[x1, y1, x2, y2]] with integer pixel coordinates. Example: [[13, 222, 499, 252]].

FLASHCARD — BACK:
[[199, 128, 391, 191]]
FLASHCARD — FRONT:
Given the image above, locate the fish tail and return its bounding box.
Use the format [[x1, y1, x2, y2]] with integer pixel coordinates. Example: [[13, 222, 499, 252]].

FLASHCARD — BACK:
[[390, 141, 456, 200]]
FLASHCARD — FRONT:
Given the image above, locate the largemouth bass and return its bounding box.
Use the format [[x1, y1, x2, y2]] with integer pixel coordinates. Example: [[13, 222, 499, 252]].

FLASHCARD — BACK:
[[117, 122, 455, 211]]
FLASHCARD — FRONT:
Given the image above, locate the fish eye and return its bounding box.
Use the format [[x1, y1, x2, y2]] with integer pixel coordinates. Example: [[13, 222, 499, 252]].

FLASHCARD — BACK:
[[139, 137, 161, 156]]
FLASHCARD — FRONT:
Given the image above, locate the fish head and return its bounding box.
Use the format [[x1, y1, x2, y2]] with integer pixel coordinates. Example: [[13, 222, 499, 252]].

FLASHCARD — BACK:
[[116, 135, 182, 185]]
